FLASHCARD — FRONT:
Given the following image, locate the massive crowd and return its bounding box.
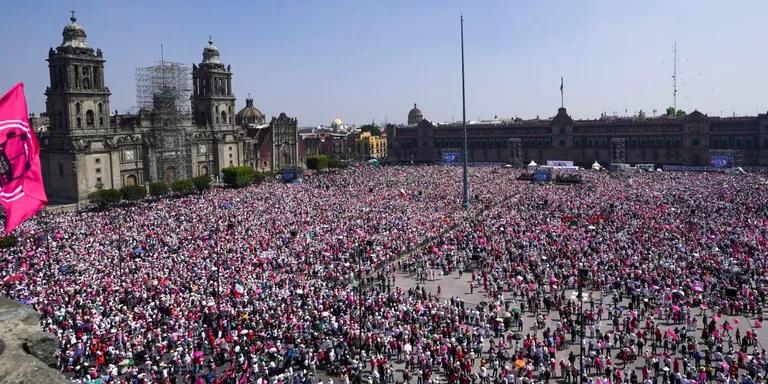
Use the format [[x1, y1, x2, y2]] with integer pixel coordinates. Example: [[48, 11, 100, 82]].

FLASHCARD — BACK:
[[0, 165, 767, 384]]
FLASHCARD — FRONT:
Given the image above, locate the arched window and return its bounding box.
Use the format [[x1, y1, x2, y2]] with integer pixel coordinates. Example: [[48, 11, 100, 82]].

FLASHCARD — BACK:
[[200, 165, 209, 175], [98, 103, 103, 114], [86, 110, 94, 127], [77, 117, 82, 128], [99, 117, 104, 127], [75, 102, 81, 114], [221, 111, 227, 124], [83, 77, 91, 89]]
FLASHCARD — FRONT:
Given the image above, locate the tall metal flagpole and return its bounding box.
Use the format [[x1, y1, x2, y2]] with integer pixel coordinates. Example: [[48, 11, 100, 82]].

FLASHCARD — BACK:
[[461, 15, 469, 210]]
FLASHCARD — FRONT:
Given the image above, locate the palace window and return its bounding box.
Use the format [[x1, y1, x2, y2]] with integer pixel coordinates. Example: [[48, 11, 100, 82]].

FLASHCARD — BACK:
[[86, 110, 94, 127]]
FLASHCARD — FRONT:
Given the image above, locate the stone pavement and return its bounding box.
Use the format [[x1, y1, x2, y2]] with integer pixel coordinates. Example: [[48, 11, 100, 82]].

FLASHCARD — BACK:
[[370, 267, 768, 384]]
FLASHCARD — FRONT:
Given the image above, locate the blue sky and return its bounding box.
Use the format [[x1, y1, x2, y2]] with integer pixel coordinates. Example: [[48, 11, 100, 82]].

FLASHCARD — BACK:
[[2, 0, 767, 126]]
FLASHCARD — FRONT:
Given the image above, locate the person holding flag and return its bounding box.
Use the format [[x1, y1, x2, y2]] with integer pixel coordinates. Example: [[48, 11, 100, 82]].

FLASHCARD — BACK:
[[0, 82, 47, 233]]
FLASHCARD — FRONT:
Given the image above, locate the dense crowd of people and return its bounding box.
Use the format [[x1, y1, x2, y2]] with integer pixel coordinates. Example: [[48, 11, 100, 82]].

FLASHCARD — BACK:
[[0, 165, 767, 384]]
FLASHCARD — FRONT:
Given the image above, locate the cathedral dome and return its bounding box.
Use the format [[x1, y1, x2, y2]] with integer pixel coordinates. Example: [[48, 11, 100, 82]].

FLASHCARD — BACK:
[[331, 118, 343, 128], [61, 13, 89, 49], [407, 103, 423, 125], [202, 38, 221, 65], [236, 97, 265, 126]]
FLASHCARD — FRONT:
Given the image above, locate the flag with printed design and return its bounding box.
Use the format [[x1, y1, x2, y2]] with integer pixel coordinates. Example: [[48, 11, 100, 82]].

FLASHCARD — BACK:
[[0, 83, 47, 233]]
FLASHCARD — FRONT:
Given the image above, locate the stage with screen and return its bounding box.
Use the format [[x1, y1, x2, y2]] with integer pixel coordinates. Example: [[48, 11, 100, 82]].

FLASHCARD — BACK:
[[709, 154, 734, 168], [441, 149, 461, 164]]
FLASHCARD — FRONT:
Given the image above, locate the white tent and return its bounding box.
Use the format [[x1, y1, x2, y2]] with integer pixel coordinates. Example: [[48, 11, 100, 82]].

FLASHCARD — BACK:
[[591, 161, 601, 170], [528, 160, 538, 167]]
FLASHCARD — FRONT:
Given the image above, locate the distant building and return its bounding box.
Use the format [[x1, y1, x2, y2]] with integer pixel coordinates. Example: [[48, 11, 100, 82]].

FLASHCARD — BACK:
[[407, 103, 423, 126], [29, 113, 50, 134], [387, 104, 768, 167], [354, 131, 387, 160]]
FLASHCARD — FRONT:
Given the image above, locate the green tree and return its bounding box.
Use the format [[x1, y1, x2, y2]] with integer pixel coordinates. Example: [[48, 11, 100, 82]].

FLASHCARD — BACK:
[[359, 124, 381, 136], [221, 166, 255, 188], [328, 158, 348, 169], [120, 185, 147, 201], [169, 179, 196, 195], [664, 107, 686, 117], [88, 189, 121, 207], [253, 171, 275, 184], [191, 175, 212, 192], [306, 155, 329, 170], [149, 182, 170, 197]]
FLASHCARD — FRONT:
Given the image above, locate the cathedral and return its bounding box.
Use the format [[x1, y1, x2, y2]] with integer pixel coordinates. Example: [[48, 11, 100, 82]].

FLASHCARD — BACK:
[[40, 13, 299, 204]]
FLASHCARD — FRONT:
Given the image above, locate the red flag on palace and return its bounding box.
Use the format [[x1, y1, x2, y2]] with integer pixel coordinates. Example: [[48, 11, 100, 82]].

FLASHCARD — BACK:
[[0, 83, 47, 234]]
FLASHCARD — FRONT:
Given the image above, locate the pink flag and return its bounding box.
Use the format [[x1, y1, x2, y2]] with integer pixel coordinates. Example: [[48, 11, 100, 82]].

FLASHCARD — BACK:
[[0, 83, 47, 233]]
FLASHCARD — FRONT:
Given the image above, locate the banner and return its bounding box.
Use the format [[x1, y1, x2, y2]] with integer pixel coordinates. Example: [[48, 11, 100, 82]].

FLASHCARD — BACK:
[[0, 83, 48, 233]]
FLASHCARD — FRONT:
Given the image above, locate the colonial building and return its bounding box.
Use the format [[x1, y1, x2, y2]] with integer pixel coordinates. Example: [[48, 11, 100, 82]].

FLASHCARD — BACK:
[[354, 131, 387, 160], [387, 105, 768, 167], [407, 104, 423, 126], [235, 96, 301, 172], [40, 14, 258, 203]]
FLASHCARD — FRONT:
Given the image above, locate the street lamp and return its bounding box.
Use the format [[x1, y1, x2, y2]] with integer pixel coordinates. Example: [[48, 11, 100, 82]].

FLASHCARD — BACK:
[[39, 211, 53, 280], [578, 266, 589, 384]]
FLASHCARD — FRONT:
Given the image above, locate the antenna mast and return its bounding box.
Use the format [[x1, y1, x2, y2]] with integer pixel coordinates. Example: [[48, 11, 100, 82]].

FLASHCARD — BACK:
[[673, 42, 677, 111]]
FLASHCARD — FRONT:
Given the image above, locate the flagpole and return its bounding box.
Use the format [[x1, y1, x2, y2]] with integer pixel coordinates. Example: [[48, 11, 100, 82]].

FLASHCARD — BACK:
[[461, 15, 469, 210], [561, 76, 564, 109]]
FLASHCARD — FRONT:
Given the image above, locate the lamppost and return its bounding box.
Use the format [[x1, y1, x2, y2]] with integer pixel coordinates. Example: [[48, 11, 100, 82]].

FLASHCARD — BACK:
[[71, 160, 79, 211], [578, 265, 589, 384], [355, 239, 373, 384], [39, 211, 53, 280]]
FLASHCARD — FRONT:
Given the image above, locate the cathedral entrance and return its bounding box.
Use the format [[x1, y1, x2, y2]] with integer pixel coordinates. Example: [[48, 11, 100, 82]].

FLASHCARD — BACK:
[[164, 166, 176, 182], [125, 174, 137, 187], [200, 165, 209, 176]]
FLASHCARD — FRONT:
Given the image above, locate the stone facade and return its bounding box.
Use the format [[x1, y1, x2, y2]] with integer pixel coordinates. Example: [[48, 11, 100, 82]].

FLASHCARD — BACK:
[[236, 109, 301, 172], [40, 14, 250, 203], [387, 106, 768, 167]]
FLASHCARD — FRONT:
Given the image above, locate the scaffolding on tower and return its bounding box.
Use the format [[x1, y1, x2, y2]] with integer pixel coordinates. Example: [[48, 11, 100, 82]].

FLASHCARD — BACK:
[[134, 60, 194, 182]]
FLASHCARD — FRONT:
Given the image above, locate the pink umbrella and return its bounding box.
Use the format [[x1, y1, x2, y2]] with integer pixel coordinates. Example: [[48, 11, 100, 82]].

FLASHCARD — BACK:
[[700, 304, 708, 309], [733, 318, 740, 325], [549, 276, 558, 284], [671, 305, 681, 312]]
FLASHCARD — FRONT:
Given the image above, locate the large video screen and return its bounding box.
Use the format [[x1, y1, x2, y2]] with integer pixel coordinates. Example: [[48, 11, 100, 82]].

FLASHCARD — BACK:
[[709, 155, 734, 168], [442, 151, 461, 163], [534, 168, 552, 182]]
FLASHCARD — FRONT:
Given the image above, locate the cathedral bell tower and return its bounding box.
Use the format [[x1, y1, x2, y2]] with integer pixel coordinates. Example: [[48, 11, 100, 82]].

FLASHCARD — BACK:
[[191, 38, 235, 129], [42, 12, 113, 204], [45, 11, 111, 134]]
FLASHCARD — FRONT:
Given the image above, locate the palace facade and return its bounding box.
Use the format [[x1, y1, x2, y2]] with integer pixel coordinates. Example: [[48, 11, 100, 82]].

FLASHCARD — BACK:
[[387, 106, 768, 167]]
